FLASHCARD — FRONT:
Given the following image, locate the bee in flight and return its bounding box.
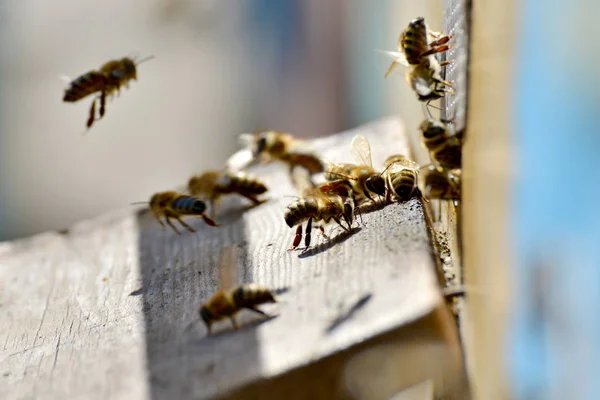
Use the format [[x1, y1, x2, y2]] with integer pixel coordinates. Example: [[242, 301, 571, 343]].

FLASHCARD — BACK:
[[419, 118, 462, 170], [325, 135, 387, 204], [381, 17, 453, 111], [187, 170, 268, 219], [284, 186, 354, 251], [62, 55, 154, 131], [419, 164, 461, 200], [383, 154, 421, 202], [237, 131, 325, 190], [132, 191, 218, 234], [199, 246, 278, 334]]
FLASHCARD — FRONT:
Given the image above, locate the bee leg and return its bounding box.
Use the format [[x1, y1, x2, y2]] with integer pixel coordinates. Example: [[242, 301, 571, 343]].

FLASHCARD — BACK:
[[246, 306, 270, 318], [99, 90, 107, 118], [429, 35, 452, 47], [333, 216, 350, 232], [288, 225, 303, 251], [165, 216, 182, 235], [201, 214, 219, 227], [208, 199, 216, 221], [229, 316, 238, 330], [242, 193, 265, 205], [304, 217, 313, 248], [86, 98, 97, 129], [174, 216, 196, 232], [419, 44, 453, 58], [205, 323, 212, 335], [319, 226, 328, 238], [440, 60, 454, 67]]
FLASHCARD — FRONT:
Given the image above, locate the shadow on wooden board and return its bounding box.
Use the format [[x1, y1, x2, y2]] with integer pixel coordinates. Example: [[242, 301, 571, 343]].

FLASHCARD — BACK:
[[220, 308, 471, 400]]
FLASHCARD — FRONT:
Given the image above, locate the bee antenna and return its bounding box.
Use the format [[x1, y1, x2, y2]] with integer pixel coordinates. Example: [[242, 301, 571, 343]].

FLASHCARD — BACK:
[[135, 55, 155, 65], [130, 201, 149, 205]]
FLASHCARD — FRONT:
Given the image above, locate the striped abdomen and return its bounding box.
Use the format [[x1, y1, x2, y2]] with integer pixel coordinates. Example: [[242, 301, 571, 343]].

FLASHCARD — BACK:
[[231, 284, 276, 309], [63, 71, 108, 102], [390, 170, 417, 201], [401, 17, 429, 65], [218, 173, 267, 195], [171, 196, 207, 215], [284, 198, 319, 227], [431, 140, 462, 169]]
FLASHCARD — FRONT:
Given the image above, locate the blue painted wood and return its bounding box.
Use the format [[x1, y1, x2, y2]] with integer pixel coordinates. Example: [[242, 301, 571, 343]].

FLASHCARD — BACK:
[[511, 1, 600, 398]]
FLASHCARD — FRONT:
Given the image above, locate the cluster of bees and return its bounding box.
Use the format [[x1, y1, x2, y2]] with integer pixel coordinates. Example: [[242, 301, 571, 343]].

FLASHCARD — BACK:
[[61, 17, 462, 335]]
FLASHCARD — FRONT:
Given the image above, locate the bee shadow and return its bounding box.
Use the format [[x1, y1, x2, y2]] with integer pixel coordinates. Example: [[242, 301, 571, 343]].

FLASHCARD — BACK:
[[213, 198, 271, 225], [297, 226, 362, 259], [188, 314, 279, 342], [324, 293, 373, 334]]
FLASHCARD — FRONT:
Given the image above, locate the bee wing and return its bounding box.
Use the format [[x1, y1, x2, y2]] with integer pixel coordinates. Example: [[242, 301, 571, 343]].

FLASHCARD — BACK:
[[376, 49, 409, 67], [226, 148, 256, 172], [218, 245, 239, 290], [351, 135, 374, 168], [59, 74, 72, 83]]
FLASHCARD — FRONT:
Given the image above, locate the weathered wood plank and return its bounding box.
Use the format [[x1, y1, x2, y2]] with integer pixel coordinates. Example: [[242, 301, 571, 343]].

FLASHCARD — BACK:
[[0, 117, 464, 400]]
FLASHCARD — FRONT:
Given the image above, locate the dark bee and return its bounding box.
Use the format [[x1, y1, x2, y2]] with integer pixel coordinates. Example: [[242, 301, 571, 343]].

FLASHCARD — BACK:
[[284, 190, 354, 251], [146, 191, 218, 234], [240, 131, 324, 189], [200, 284, 276, 335], [419, 118, 462, 170], [383, 155, 421, 202], [187, 170, 268, 218], [63, 55, 154, 130], [420, 165, 461, 200]]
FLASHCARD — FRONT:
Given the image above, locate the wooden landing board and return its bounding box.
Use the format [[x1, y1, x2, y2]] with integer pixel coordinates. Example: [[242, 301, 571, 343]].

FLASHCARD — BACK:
[[0, 117, 458, 400]]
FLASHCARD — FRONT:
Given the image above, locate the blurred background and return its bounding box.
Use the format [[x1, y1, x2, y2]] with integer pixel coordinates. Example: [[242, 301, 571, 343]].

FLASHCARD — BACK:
[[0, 0, 441, 241]]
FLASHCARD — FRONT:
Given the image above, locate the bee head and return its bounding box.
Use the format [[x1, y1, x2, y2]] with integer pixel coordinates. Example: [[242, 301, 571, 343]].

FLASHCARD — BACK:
[[365, 175, 386, 197], [199, 306, 213, 330], [420, 119, 446, 139], [149, 193, 160, 208], [254, 134, 268, 157], [122, 58, 137, 80]]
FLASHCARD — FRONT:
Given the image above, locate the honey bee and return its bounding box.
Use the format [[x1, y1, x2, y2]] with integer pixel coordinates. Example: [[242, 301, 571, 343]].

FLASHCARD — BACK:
[[63, 55, 154, 130], [383, 154, 421, 202], [284, 189, 354, 251], [187, 170, 268, 218], [381, 17, 453, 107], [133, 191, 218, 234], [419, 118, 462, 170], [419, 164, 461, 200], [200, 247, 277, 334], [325, 135, 387, 203], [239, 131, 324, 189]]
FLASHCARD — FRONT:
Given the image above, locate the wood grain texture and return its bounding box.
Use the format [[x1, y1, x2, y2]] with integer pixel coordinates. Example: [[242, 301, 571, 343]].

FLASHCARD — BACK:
[[0, 117, 458, 400]]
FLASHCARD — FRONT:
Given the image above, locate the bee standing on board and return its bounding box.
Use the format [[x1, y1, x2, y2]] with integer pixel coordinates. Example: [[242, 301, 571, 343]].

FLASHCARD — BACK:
[[133, 191, 218, 234], [419, 118, 462, 170], [381, 17, 453, 111], [419, 164, 461, 200], [239, 131, 324, 189], [284, 188, 354, 251], [325, 135, 387, 204], [200, 246, 277, 334], [62, 55, 154, 131], [383, 154, 421, 202], [187, 170, 268, 219]]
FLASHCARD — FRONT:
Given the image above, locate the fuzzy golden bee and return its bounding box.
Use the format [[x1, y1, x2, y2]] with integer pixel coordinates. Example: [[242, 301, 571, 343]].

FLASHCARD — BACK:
[[199, 247, 277, 335], [383, 154, 421, 202], [135, 191, 218, 234], [63, 55, 154, 130], [239, 131, 324, 189], [284, 189, 354, 251], [325, 135, 387, 203], [200, 284, 276, 334], [187, 170, 268, 218], [419, 164, 461, 200], [382, 17, 453, 107], [419, 118, 462, 170]]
